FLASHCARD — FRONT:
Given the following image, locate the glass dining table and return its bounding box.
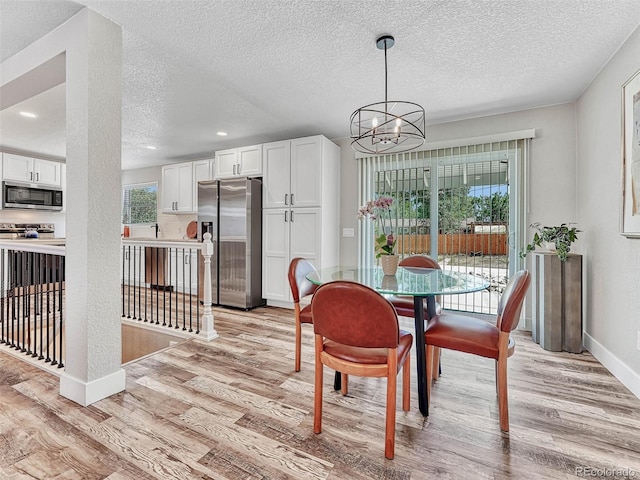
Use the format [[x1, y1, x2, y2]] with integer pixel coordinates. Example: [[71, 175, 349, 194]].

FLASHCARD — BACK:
[[306, 265, 490, 417]]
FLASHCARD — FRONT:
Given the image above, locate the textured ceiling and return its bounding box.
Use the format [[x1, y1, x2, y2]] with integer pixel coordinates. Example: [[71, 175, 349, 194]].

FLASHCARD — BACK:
[[1, 0, 640, 170]]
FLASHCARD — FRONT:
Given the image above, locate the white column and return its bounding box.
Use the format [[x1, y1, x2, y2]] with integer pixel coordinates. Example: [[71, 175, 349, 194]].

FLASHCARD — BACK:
[[59, 10, 125, 406], [199, 233, 218, 340], [1, 8, 125, 406]]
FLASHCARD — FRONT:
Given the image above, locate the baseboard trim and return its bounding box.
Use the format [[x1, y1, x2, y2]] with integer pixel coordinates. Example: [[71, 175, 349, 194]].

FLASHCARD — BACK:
[[583, 332, 640, 399], [60, 368, 126, 406]]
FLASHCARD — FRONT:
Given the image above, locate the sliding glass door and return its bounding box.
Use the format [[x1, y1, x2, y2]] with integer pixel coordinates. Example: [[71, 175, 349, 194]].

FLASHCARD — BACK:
[[360, 139, 526, 315]]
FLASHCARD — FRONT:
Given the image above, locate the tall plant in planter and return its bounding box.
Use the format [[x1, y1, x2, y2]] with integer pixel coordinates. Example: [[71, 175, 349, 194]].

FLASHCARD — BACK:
[[358, 196, 400, 275], [357, 196, 396, 258], [520, 223, 580, 262]]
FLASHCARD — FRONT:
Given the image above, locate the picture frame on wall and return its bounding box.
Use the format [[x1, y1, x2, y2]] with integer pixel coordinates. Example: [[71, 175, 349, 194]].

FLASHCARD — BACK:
[[621, 68, 640, 237]]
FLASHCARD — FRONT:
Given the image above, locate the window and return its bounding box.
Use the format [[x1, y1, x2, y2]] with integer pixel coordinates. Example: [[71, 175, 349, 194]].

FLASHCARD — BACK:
[[358, 137, 530, 316], [122, 182, 157, 224]]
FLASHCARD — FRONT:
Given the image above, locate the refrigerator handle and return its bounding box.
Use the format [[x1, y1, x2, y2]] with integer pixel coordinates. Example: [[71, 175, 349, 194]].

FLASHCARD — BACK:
[[284, 210, 288, 222]]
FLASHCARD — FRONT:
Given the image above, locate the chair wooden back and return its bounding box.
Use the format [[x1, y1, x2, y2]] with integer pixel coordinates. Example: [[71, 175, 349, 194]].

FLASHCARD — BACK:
[[311, 281, 400, 348], [399, 255, 443, 305], [399, 255, 441, 270], [288, 258, 319, 304], [496, 270, 531, 333]]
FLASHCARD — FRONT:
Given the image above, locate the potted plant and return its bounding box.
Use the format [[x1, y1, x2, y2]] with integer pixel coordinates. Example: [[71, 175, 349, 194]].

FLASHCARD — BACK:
[[358, 196, 398, 274], [520, 222, 580, 262]]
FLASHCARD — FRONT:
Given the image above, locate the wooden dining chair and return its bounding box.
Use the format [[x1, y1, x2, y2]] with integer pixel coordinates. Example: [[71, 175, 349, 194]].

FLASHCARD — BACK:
[[287, 257, 319, 372], [311, 280, 413, 459], [425, 270, 531, 432], [388, 254, 443, 317], [388, 254, 443, 379]]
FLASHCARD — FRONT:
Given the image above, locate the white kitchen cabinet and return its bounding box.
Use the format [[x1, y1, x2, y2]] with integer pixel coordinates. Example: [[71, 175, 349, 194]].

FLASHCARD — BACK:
[[262, 141, 290, 208], [192, 159, 211, 208], [262, 209, 290, 301], [214, 149, 237, 178], [169, 248, 199, 294], [161, 162, 194, 214], [262, 208, 322, 302], [261, 135, 340, 306], [162, 159, 212, 214], [214, 144, 262, 179], [262, 136, 323, 209], [2, 153, 62, 187], [237, 144, 262, 177], [36, 160, 62, 186]]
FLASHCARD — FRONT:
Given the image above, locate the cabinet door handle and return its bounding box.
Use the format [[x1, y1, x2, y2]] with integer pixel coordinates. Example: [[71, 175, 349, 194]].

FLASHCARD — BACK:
[[284, 193, 288, 205], [29, 172, 33, 181], [233, 164, 236, 175], [35, 173, 39, 182], [284, 211, 288, 222], [290, 193, 294, 205], [290, 211, 294, 222]]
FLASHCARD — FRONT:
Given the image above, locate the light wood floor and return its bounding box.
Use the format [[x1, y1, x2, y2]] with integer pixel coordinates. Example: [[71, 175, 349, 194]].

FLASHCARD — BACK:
[[1, 306, 639, 479]]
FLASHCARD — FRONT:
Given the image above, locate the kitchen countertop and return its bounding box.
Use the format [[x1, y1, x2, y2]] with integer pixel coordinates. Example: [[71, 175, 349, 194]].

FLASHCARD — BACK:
[[122, 238, 201, 245], [4, 238, 66, 246]]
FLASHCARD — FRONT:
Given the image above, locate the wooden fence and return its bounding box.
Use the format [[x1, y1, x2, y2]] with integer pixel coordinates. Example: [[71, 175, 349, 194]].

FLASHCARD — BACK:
[[394, 233, 508, 256]]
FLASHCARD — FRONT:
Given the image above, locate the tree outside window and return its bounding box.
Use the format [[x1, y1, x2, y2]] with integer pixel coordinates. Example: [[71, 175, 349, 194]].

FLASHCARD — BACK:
[[122, 183, 157, 224]]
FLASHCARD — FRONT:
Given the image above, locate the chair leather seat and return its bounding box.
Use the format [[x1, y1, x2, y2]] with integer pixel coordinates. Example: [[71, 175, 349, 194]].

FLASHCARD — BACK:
[[425, 313, 500, 359], [323, 330, 413, 372], [299, 304, 313, 324], [388, 295, 442, 317]]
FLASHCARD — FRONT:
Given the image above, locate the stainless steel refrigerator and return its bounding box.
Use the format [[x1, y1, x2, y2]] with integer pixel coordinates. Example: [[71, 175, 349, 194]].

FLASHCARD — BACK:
[[197, 178, 264, 309]]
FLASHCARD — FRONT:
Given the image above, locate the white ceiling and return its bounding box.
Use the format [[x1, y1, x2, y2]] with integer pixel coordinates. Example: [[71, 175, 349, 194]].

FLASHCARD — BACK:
[[1, 0, 640, 170]]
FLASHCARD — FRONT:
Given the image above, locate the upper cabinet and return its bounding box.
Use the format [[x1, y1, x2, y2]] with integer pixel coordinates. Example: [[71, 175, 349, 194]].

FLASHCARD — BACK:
[[161, 159, 212, 214], [162, 162, 194, 214], [2, 153, 62, 187], [192, 159, 211, 210], [214, 144, 262, 179], [263, 136, 324, 209], [213, 149, 237, 178]]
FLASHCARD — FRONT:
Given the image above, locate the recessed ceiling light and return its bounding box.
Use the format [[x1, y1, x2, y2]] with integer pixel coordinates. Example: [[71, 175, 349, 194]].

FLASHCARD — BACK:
[[145, 145, 157, 150], [216, 131, 228, 136], [19, 111, 38, 118]]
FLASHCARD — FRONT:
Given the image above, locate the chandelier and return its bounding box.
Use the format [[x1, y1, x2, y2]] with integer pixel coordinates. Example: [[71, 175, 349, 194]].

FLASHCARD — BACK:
[[350, 35, 426, 155]]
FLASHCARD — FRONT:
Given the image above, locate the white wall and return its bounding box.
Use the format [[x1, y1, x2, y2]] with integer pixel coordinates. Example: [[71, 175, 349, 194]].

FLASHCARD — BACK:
[[577, 25, 640, 396], [339, 103, 579, 270]]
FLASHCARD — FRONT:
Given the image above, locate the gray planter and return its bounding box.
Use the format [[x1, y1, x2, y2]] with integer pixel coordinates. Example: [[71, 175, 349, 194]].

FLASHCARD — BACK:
[[531, 252, 583, 353]]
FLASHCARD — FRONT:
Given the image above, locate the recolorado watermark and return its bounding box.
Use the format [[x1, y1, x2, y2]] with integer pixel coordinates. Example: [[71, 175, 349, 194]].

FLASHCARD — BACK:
[[576, 466, 637, 477]]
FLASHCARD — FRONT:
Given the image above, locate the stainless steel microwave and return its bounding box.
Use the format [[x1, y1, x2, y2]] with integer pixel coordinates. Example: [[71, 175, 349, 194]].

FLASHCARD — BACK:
[[2, 181, 63, 211]]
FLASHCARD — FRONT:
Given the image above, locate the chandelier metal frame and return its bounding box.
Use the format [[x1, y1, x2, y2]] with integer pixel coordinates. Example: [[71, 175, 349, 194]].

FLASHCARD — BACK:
[[350, 35, 426, 155]]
